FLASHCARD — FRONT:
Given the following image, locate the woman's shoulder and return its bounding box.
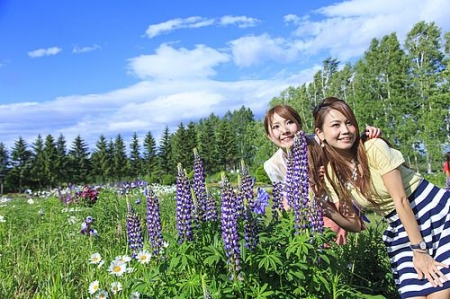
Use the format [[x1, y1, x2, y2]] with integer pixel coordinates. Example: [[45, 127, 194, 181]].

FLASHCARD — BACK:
[[264, 149, 287, 182], [363, 137, 388, 149]]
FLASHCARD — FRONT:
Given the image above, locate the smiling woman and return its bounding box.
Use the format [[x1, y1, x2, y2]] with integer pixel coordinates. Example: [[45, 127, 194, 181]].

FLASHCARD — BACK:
[[314, 97, 450, 299]]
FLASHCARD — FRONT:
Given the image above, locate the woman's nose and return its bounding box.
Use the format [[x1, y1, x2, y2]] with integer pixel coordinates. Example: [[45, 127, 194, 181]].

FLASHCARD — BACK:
[[281, 125, 290, 134], [341, 124, 350, 133]]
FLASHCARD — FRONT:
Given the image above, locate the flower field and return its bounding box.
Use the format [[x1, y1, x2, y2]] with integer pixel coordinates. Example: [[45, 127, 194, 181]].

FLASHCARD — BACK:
[[0, 182, 398, 299], [0, 142, 399, 299]]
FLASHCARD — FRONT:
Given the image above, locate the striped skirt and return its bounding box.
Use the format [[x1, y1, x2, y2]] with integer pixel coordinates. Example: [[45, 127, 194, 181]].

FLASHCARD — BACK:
[[383, 180, 450, 299]]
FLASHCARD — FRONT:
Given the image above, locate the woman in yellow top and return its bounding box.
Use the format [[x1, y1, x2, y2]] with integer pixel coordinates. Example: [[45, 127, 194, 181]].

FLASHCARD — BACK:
[[313, 97, 450, 299]]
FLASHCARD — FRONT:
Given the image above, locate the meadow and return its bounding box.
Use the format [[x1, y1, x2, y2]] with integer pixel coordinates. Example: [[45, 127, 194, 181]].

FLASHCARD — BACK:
[[0, 179, 400, 299]]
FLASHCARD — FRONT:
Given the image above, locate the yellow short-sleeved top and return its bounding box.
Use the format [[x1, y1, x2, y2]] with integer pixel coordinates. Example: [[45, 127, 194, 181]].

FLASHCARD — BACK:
[[324, 138, 423, 216]]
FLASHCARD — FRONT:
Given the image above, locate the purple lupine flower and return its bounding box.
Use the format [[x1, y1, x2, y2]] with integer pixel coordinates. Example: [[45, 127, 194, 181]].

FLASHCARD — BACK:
[[309, 197, 324, 234], [176, 163, 194, 244], [254, 188, 269, 215], [220, 172, 241, 279], [286, 130, 311, 233], [193, 148, 208, 222], [205, 188, 218, 222], [80, 216, 99, 237], [126, 205, 144, 258], [146, 187, 165, 255], [57, 186, 63, 203], [243, 203, 258, 250], [271, 182, 284, 220], [239, 160, 254, 212], [85, 216, 94, 224]]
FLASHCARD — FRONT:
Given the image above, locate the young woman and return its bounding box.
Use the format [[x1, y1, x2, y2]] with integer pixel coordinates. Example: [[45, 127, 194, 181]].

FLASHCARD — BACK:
[[313, 97, 450, 299], [263, 104, 380, 244]]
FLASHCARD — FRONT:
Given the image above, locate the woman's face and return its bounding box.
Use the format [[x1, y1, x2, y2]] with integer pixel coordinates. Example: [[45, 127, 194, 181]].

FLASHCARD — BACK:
[[315, 108, 357, 153], [268, 113, 299, 149]]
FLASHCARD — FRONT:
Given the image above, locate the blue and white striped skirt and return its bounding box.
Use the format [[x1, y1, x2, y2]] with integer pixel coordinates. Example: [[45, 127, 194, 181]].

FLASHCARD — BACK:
[[383, 180, 450, 299]]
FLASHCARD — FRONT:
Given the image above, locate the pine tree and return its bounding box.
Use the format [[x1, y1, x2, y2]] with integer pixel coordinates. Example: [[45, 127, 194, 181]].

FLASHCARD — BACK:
[[68, 135, 91, 184], [128, 132, 143, 180]]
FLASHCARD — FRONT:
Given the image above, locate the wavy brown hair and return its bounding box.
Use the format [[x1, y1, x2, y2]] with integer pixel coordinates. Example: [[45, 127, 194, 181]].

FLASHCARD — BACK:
[[313, 97, 378, 209]]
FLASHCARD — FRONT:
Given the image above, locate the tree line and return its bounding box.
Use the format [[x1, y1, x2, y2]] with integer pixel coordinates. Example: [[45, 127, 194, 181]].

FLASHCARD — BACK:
[[0, 21, 448, 193]]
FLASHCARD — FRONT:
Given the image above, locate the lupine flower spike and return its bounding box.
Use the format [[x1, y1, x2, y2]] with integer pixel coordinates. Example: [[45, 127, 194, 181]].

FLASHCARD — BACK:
[[239, 161, 259, 250], [193, 148, 208, 222], [176, 163, 194, 244], [146, 187, 165, 256], [205, 187, 218, 222], [126, 201, 144, 258], [220, 172, 241, 280], [271, 181, 284, 220]]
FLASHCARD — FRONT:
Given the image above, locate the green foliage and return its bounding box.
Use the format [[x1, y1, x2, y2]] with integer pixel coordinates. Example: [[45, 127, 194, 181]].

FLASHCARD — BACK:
[[254, 164, 271, 184], [162, 174, 176, 185], [0, 188, 395, 298], [333, 220, 398, 299]]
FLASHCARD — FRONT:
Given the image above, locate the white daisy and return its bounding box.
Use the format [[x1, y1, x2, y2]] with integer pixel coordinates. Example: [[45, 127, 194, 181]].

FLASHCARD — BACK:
[[0, 215, 5, 223], [130, 291, 140, 299], [113, 255, 132, 265], [27, 198, 34, 205], [89, 253, 102, 264], [95, 290, 108, 299], [88, 280, 100, 294], [108, 260, 127, 276], [110, 281, 122, 294], [136, 250, 152, 264]]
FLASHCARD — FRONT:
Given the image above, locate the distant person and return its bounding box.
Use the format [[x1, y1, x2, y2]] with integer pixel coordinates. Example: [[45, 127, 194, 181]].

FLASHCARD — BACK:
[[444, 151, 450, 190]]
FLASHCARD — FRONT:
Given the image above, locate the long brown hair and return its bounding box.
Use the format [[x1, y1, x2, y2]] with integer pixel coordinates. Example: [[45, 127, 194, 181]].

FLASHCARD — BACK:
[[313, 97, 377, 207]]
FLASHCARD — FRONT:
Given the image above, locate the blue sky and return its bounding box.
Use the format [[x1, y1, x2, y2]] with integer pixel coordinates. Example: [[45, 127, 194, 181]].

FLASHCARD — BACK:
[[0, 0, 449, 151]]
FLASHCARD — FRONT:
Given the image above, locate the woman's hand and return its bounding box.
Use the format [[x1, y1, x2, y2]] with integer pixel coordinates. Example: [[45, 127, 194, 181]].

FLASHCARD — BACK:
[[364, 125, 382, 139], [315, 196, 362, 232], [413, 251, 448, 287]]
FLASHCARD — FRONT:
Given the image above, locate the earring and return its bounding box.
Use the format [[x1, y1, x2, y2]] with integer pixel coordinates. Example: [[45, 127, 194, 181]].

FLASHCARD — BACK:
[[321, 140, 325, 148]]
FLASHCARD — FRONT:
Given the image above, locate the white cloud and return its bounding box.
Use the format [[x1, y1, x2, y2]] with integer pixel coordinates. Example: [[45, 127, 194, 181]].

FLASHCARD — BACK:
[[229, 34, 298, 67], [73, 44, 101, 54], [145, 15, 260, 39], [127, 43, 230, 80], [27, 47, 62, 58], [283, 14, 301, 25], [145, 16, 214, 38], [0, 76, 288, 148], [219, 16, 260, 28], [291, 0, 450, 60]]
